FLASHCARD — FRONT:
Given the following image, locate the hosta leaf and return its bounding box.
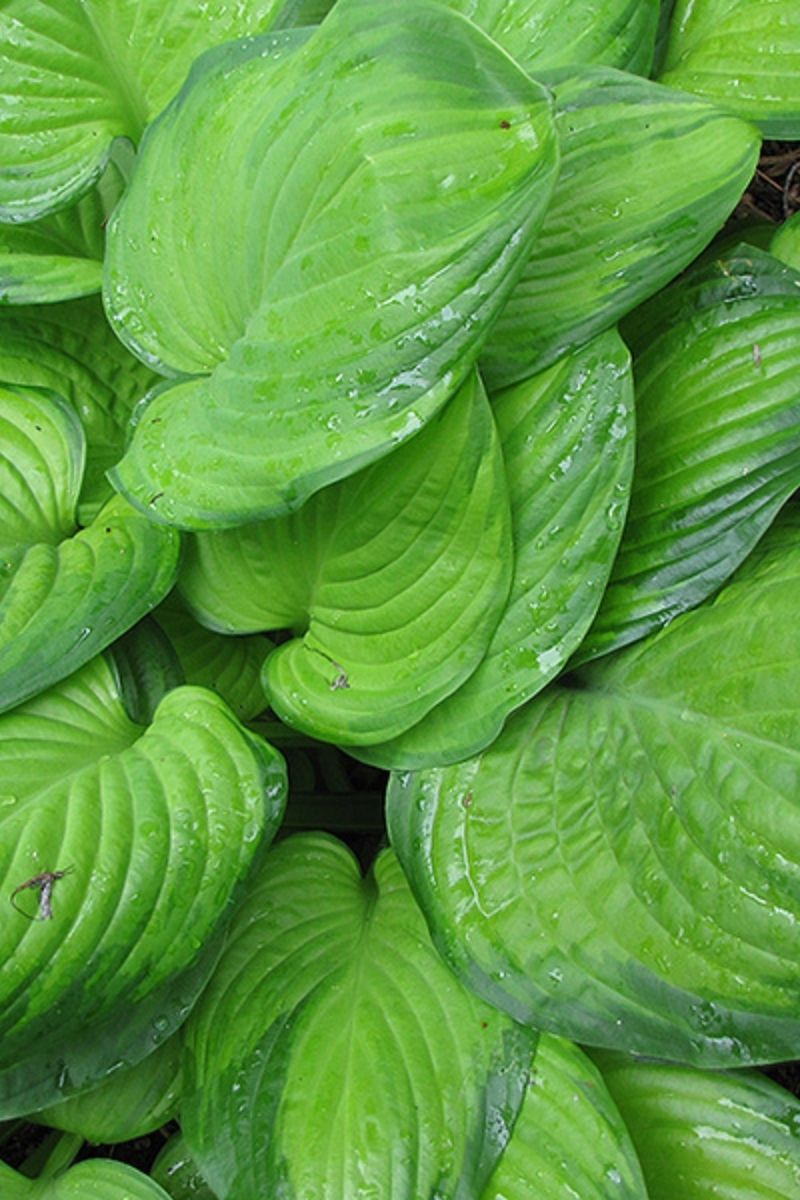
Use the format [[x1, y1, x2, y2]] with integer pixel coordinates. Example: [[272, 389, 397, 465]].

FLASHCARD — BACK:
[[0, 385, 84, 553], [0, 0, 304, 221], [351, 330, 634, 768], [482, 1036, 647, 1200], [0, 1154, 171, 1199], [182, 834, 535, 1200], [445, 0, 660, 75], [105, 0, 559, 528], [0, 154, 128, 305], [151, 1134, 215, 1200], [0, 384, 181, 711], [388, 510, 800, 1065], [180, 372, 512, 745], [660, 0, 800, 137], [0, 655, 286, 1115], [578, 247, 800, 663], [152, 600, 270, 722], [0, 297, 158, 521], [32, 1030, 181, 1143], [594, 1052, 800, 1198], [772, 211, 800, 271], [480, 68, 759, 388]]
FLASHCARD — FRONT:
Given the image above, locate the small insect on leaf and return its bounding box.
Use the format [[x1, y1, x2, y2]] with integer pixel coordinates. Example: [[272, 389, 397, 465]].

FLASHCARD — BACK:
[[10, 867, 74, 921]]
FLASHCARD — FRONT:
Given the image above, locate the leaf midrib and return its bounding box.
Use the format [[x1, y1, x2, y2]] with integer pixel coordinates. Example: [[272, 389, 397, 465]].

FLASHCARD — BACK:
[[78, 2, 150, 139]]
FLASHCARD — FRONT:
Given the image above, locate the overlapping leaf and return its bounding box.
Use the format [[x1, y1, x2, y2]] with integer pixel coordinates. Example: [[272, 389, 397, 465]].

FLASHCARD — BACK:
[[0, 386, 180, 713], [659, 0, 800, 137], [444, 0, 660, 75], [0, 297, 158, 520], [0, 0, 303, 220], [180, 373, 512, 744], [151, 1135, 215, 1200], [388, 510, 800, 1065], [0, 1154, 171, 1200], [0, 155, 128, 304], [351, 330, 634, 768], [578, 246, 800, 662], [772, 211, 800, 270], [0, 655, 286, 1115], [595, 1052, 800, 1198], [480, 67, 759, 388], [32, 1031, 182, 1144], [105, 0, 559, 528], [152, 600, 270, 722], [182, 834, 535, 1200], [482, 1036, 647, 1200]]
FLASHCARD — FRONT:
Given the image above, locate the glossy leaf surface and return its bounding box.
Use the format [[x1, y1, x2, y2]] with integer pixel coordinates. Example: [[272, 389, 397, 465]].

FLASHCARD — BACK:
[[353, 330, 634, 768], [445, 0, 659, 74], [151, 1134, 215, 1200], [388, 511, 800, 1065], [0, 656, 286, 1115], [480, 68, 759, 387], [579, 247, 800, 662], [0, 1155, 171, 1199], [0, 387, 181, 713], [183, 834, 535, 1200], [0, 0, 296, 220], [0, 298, 158, 521], [595, 1051, 800, 1199], [482, 1036, 647, 1200], [106, 0, 558, 527], [660, 0, 800, 137], [180, 373, 512, 744]]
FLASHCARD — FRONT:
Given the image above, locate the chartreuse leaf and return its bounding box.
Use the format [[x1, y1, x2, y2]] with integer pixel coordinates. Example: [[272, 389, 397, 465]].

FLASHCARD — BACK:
[[482, 1036, 647, 1200], [350, 330, 633, 769], [388, 509, 800, 1066], [152, 599, 270, 722], [0, 1148, 171, 1199], [594, 1051, 800, 1199], [772, 212, 800, 270], [0, 297, 158, 521], [105, 0, 558, 529], [0, 387, 181, 713], [578, 247, 800, 663], [0, 654, 286, 1116], [480, 68, 759, 388], [182, 834, 535, 1200], [32, 1030, 181, 1143], [180, 372, 512, 745], [0, 0, 306, 221], [0, 155, 128, 305], [659, 0, 800, 137], [445, 0, 659, 74]]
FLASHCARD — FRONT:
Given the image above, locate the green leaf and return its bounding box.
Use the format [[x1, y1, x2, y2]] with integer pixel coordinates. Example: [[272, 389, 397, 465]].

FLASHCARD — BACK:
[[182, 834, 535, 1200], [772, 212, 800, 271], [0, 155, 127, 305], [105, 0, 559, 528], [388, 510, 800, 1065], [0, 297, 158, 521], [0, 0, 303, 221], [180, 372, 512, 745], [0, 491, 181, 713], [660, 0, 800, 137], [480, 68, 760, 388], [151, 1134, 215, 1200], [482, 1036, 647, 1200], [350, 330, 634, 768], [577, 247, 800, 663], [32, 1030, 181, 1144], [0, 655, 286, 1115], [594, 1051, 800, 1199], [0, 1153, 171, 1199], [152, 599, 270, 722], [445, 0, 660, 74]]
